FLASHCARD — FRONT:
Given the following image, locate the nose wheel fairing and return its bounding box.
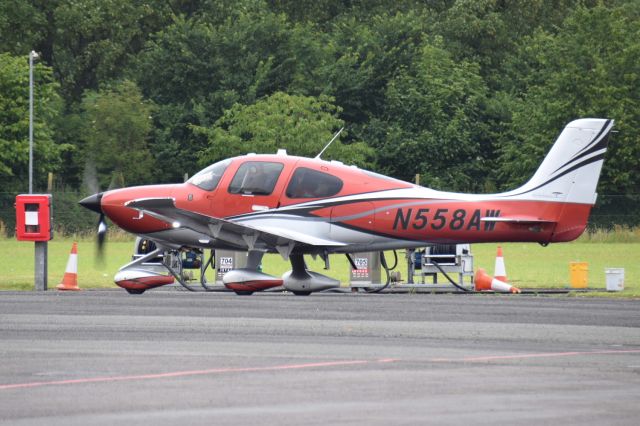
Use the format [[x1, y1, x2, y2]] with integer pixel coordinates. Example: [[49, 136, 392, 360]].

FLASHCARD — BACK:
[[114, 248, 175, 294], [114, 269, 175, 293]]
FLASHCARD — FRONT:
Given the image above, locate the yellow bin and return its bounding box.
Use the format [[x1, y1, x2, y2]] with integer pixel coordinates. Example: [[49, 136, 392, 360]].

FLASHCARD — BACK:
[[569, 262, 588, 288]]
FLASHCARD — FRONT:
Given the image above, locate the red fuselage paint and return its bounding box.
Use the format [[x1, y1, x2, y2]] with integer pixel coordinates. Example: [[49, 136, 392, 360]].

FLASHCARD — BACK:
[[98, 154, 594, 248]]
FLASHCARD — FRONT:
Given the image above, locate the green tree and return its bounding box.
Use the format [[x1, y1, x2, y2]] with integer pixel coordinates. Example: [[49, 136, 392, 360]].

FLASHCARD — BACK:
[[267, 0, 345, 24], [433, 0, 597, 86], [365, 40, 489, 191], [0, 52, 66, 192], [0, 0, 48, 55], [498, 3, 640, 195], [194, 92, 373, 170], [80, 80, 156, 189], [52, 0, 172, 102], [134, 5, 319, 180], [318, 9, 431, 124], [136, 4, 303, 111]]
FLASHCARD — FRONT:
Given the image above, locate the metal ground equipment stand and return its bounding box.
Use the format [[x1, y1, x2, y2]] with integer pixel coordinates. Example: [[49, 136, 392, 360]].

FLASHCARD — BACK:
[[348, 252, 381, 289], [406, 244, 474, 291], [348, 251, 399, 293]]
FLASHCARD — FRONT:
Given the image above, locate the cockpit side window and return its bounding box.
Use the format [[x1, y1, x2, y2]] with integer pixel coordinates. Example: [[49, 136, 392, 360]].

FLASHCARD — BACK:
[[228, 161, 284, 195], [286, 167, 343, 199], [187, 159, 231, 191]]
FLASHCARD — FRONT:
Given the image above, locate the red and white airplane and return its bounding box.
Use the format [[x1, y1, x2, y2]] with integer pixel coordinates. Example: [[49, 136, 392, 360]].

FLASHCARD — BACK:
[[80, 118, 613, 295]]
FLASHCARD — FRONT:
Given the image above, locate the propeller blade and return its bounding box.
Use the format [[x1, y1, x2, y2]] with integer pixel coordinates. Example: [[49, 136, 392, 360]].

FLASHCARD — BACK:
[[96, 213, 107, 265], [79, 192, 107, 264], [97, 212, 107, 246]]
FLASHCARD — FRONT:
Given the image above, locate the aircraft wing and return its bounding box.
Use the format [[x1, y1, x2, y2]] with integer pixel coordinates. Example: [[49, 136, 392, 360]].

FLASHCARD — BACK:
[[125, 197, 345, 256]]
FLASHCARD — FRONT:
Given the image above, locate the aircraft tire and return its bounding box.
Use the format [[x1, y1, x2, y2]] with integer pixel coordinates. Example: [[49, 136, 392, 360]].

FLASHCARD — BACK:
[[292, 291, 312, 296], [234, 291, 254, 296], [126, 289, 146, 295]]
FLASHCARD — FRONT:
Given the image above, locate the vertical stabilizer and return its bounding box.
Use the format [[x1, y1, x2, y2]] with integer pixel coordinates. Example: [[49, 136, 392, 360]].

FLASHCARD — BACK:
[[505, 119, 614, 204]]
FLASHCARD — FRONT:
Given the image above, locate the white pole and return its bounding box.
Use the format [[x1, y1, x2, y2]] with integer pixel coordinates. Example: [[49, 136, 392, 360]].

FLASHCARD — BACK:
[[29, 51, 47, 291], [28, 50, 38, 194]]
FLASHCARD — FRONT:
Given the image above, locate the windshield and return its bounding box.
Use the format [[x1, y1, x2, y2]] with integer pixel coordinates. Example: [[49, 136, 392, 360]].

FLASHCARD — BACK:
[[187, 159, 231, 191]]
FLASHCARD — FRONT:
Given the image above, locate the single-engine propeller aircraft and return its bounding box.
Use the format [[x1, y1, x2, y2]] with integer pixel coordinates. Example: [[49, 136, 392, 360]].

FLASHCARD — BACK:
[[80, 118, 613, 295]]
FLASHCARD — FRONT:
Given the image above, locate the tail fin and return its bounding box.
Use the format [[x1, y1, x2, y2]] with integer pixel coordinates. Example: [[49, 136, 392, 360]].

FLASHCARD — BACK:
[[506, 118, 614, 204]]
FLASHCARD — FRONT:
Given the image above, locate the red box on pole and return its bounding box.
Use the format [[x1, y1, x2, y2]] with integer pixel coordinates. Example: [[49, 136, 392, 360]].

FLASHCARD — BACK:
[[15, 194, 53, 241]]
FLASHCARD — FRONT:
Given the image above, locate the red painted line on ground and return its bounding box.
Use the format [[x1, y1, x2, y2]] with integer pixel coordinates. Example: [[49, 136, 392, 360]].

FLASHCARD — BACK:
[[431, 348, 640, 363], [0, 358, 397, 391], [4, 348, 637, 391]]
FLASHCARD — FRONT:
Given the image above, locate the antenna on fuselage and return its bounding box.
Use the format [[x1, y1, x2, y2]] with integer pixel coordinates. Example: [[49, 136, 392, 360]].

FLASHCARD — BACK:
[[315, 127, 344, 160]]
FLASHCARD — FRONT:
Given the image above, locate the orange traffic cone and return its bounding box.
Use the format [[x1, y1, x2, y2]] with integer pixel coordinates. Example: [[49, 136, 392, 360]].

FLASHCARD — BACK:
[[494, 246, 507, 282], [57, 242, 81, 291], [474, 268, 520, 293]]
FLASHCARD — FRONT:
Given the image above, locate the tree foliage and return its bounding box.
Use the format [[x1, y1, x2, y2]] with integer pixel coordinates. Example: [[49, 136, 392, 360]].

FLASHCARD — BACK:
[[195, 92, 373, 169], [80, 80, 155, 189], [51, 0, 172, 102], [366, 40, 488, 190], [134, 4, 308, 181], [498, 3, 640, 194], [0, 52, 66, 192], [0, 0, 638, 202]]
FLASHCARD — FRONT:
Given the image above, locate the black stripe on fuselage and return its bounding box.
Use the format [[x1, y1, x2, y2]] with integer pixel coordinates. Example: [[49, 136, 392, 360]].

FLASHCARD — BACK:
[[226, 194, 426, 221]]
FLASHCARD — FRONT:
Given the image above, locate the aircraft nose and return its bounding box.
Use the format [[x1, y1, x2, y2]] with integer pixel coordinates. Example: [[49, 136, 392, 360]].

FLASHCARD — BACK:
[[79, 192, 104, 214]]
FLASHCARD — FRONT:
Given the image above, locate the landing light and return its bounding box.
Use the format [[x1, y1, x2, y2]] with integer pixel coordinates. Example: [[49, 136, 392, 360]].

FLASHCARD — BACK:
[[172, 221, 181, 229]]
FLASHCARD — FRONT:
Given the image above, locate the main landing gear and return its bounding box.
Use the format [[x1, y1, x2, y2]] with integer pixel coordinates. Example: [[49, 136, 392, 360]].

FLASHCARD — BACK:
[[116, 240, 342, 296]]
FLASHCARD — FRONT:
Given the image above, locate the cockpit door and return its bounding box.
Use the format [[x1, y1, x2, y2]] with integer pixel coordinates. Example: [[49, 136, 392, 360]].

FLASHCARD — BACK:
[[223, 160, 286, 217]]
